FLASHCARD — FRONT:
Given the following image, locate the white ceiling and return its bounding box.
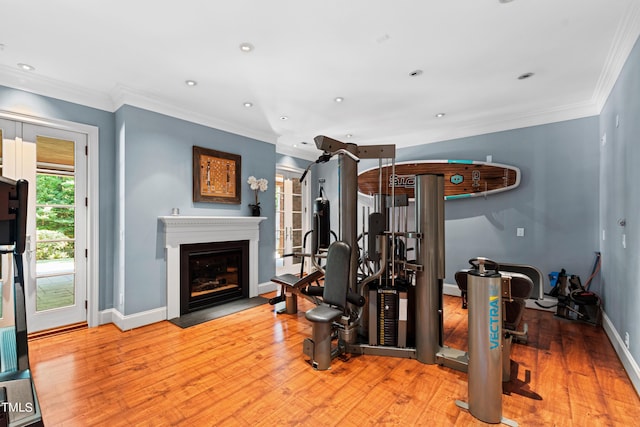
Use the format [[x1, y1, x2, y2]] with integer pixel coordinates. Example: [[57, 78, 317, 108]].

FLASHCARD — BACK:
[[1, 0, 639, 160]]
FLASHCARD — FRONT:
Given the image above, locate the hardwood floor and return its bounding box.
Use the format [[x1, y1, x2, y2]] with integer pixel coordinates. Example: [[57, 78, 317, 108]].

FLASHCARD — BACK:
[[28, 294, 639, 426]]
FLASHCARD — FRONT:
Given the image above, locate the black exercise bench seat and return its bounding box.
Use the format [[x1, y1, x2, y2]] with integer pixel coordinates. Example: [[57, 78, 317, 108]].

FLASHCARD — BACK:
[[270, 269, 324, 290], [269, 269, 325, 312]]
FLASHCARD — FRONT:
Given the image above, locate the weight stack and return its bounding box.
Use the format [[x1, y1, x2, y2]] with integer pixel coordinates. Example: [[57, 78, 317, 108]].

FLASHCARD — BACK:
[[378, 288, 399, 347]]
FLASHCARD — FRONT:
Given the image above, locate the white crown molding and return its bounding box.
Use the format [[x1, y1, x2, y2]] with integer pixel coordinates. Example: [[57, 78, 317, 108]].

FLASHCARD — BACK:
[[275, 143, 318, 161], [397, 99, 600, 149], [592, 1, 640, 112], [457, 100, 599, 138], [0, 69, 278, 145], [110, 84, 277, 145], [3, 1, 639, 153], [0, 67, 607, 153], [0, 65, 114, 112]]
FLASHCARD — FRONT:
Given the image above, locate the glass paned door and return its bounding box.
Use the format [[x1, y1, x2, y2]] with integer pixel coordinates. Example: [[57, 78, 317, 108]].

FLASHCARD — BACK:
[[275, 170, 306, 275], [34, 137, 77, 312], [12, 124, 87, 333]]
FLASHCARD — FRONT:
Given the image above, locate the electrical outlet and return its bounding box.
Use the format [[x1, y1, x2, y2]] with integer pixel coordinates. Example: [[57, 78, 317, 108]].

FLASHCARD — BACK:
[[625, 332, 630, 349], [602, 229, 606, 241], [516, 227, 525, 237], [486, 155, 493, 163], [622, 233, 626, 249]]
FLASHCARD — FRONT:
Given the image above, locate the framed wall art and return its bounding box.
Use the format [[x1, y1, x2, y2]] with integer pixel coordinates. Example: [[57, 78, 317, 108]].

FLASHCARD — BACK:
[[192, 146, 241, 204]]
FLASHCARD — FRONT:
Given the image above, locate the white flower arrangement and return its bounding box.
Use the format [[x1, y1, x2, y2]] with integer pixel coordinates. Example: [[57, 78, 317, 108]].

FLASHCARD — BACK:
[[247, 176, 268, 206]]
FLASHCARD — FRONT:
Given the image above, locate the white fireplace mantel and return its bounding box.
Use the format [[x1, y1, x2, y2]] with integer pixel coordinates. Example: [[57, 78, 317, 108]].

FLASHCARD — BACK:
[[159, 215, 266, 319]]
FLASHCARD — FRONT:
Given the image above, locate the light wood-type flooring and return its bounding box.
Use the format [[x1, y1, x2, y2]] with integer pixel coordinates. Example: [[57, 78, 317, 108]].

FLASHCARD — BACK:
[[28, 294, 640, 426]]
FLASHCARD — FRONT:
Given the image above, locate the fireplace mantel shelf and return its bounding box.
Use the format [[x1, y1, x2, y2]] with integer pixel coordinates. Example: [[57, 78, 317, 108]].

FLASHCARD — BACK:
[[159, 215, 266, 226], [159, 215, 266, 319]]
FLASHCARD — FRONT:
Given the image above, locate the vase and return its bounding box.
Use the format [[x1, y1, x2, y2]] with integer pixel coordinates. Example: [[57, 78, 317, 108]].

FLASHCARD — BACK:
[[250, 204, 261, 217]]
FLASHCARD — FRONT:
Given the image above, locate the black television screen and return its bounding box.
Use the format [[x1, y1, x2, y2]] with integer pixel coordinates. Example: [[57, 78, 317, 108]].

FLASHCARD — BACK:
[[0, 176, 28, 254]]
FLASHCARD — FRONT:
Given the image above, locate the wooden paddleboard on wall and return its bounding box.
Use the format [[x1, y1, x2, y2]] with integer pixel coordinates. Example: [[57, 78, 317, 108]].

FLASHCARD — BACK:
[[358, 160, 521, 200]]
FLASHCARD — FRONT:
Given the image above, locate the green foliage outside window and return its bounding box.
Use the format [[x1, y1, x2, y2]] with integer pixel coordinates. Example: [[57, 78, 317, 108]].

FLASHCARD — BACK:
[[36, 174, 75, 259]]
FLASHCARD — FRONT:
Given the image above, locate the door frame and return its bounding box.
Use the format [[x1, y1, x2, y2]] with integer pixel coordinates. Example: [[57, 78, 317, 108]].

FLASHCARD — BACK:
[[275, 165, 311, 275], [1, 110, 100, 328]]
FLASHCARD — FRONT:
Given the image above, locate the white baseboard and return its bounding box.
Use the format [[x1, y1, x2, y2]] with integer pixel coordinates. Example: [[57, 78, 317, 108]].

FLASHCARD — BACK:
[[258, 280, 277, 295], [602, 311, 640, 395], [98, 308, 115, 325], [443, 282, 462, 297], [99, 307, 167, 331], [525, 295, 557, 312], [446, 282, 639, 394]]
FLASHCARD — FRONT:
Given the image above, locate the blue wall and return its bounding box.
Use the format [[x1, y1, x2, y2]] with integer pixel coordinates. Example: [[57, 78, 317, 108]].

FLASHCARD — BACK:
[[317, 117, 600, 292], [116, 106, 276, 315], [0, 87, 309, 317], [398, 118, 601, 289], [599, 35, 640, 367], [0, 85, 116, 311]]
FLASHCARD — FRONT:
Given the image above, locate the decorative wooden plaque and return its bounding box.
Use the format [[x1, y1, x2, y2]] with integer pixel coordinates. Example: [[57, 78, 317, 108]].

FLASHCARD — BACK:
[[193, 146, 241, 204]]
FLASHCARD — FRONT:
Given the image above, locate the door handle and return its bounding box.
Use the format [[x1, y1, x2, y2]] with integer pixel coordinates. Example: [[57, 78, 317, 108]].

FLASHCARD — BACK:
[[25, 234, 36, 254]]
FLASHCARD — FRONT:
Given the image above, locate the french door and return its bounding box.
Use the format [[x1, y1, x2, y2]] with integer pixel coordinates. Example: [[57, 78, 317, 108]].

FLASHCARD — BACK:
[[275, 169, 308, 276], [0, 119, 87, 333]]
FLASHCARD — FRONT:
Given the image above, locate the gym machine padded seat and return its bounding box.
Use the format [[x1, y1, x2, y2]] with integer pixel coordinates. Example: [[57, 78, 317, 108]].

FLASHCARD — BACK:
[[303, 241, 351, 370]]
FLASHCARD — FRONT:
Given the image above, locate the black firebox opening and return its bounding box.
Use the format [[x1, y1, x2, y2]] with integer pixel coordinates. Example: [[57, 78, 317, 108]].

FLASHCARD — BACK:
[[180, 240, 249, 315]]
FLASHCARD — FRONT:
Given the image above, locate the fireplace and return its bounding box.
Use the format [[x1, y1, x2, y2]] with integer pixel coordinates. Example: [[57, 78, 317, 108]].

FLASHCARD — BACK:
[[180, 240, 249, 314], [159, 216, 265, 320]]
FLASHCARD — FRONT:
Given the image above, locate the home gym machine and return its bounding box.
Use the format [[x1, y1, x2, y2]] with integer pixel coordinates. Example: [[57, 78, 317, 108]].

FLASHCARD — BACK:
[[300, 136, 520, 425], [302, 135, 467, 365], [0, 176, 43, 427], [270, 179, 338, 314]]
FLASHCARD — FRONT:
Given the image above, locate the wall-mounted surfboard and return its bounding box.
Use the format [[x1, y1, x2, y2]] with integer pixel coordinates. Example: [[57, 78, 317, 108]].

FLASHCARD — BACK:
[[358, 160, 521, 200]]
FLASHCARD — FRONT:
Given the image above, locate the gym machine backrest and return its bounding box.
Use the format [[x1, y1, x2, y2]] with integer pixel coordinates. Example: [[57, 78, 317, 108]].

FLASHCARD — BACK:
[[303, 241, 352, 370]]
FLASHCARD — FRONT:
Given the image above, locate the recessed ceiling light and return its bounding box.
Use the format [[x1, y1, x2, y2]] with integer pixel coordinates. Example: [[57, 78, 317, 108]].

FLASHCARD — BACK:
[[346, 134, 353, 138], [518, 72, 534, 80], [243, 102, 253, 108], [409, 69, 423, 77], [280, 116, 288, 120], [185, 80, 197, 86], [435, 113, 446, 118], [334, 97, 344, 103], [17, 63, 35, 71], [293, 144, 298, 148], [239, 42, 254, 53]]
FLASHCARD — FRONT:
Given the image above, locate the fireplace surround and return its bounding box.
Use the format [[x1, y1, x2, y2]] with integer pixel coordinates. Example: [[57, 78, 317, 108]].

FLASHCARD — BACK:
[[159, 216, 265, 319]]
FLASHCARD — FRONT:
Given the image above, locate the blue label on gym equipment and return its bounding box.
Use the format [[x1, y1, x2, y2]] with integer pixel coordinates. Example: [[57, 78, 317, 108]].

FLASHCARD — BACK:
[[489, 292, 500, 350], [450, 174, 464, 185]]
